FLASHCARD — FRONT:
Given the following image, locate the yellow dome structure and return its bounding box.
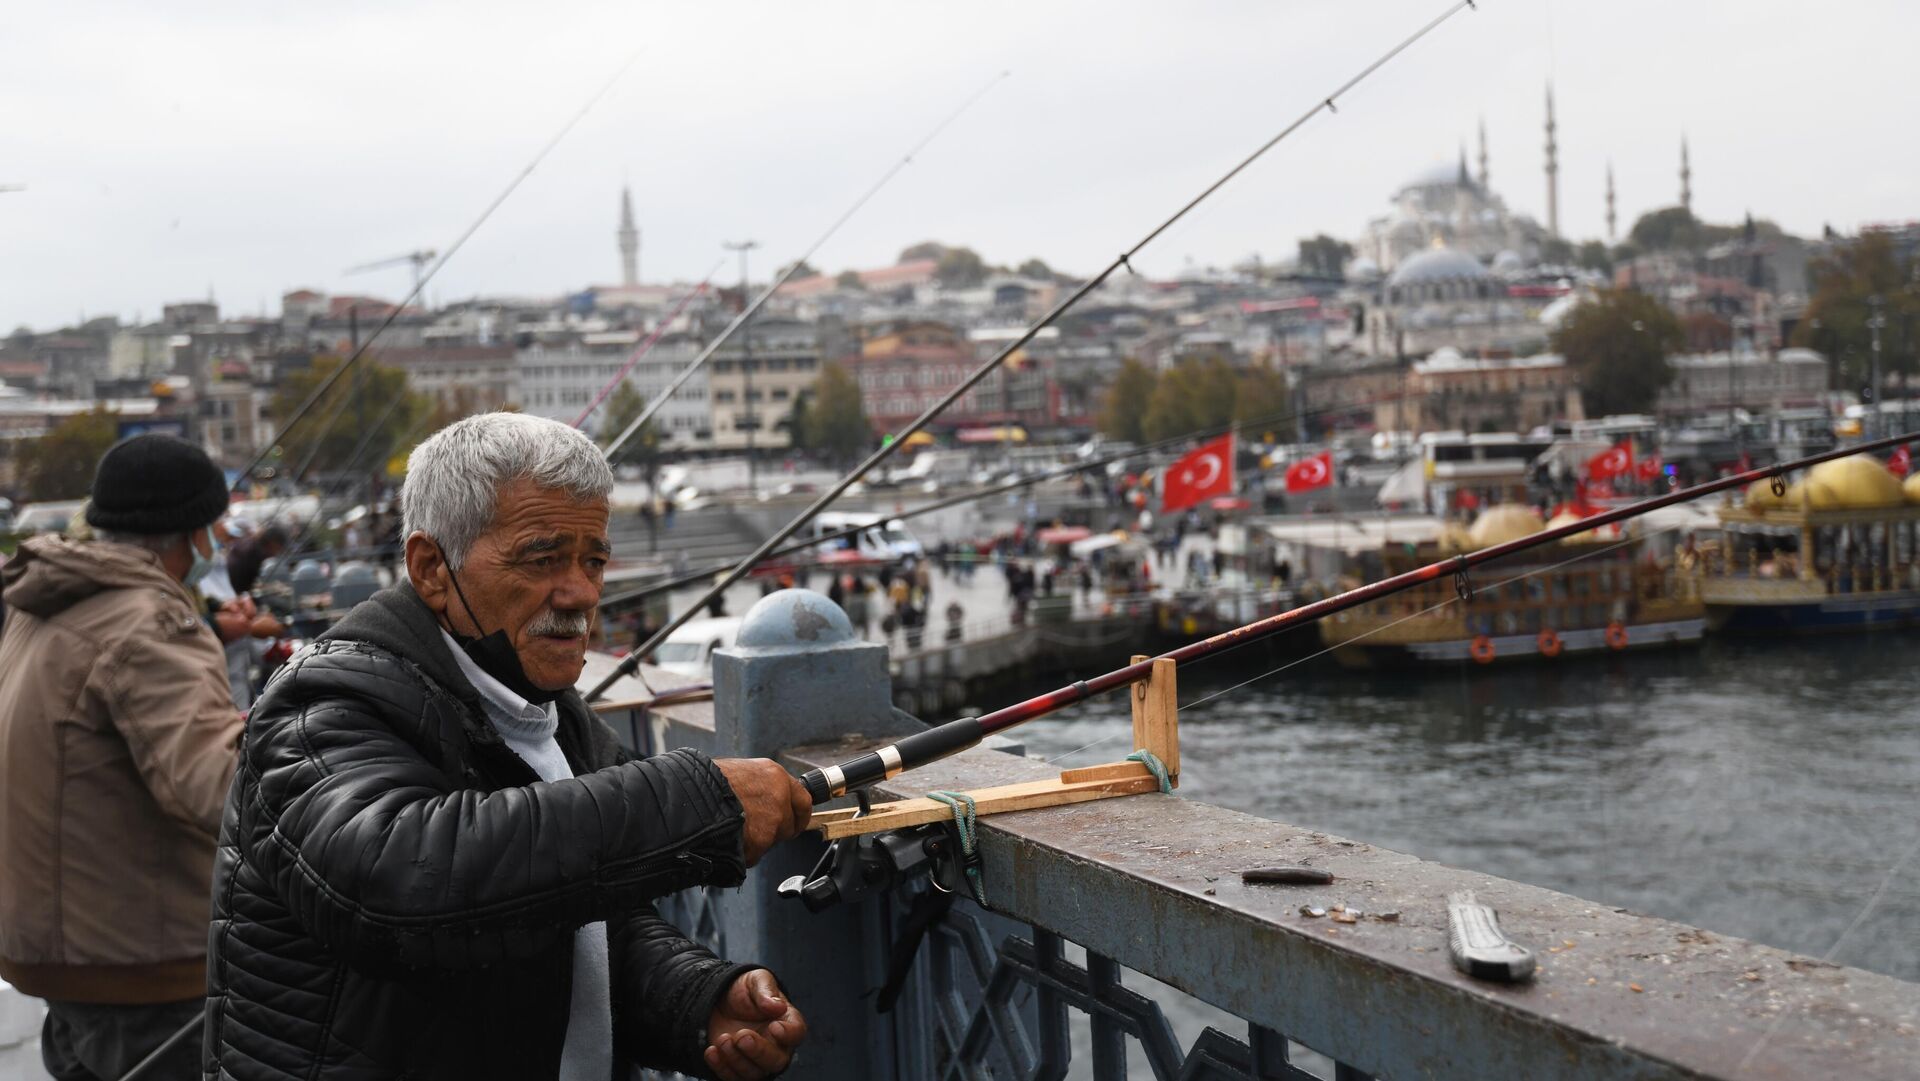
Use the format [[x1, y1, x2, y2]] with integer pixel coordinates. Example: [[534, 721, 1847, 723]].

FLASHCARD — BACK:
[[1468, 505, 1545, 548], [1435, 523, 1475, 554], [1792, 455, 1904, 511], [1746, 478, 1786, 510], [1545, 509, 1609, 543], [1905, 471, 1920, 505]]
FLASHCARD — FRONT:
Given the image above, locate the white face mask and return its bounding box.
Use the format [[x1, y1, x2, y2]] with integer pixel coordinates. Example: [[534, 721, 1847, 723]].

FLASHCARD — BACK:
[[183, 526, 219, 588]]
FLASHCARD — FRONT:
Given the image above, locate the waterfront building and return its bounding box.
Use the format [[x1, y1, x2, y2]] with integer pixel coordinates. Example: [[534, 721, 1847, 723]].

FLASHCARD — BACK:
[[1656, 347, 1829, 417], [516, 334, 710, 445], [706, 317, 819, 454], [374, 345, 519, 415]]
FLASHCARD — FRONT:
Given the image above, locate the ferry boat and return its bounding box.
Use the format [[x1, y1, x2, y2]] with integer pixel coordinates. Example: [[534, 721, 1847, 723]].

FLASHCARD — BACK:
[[1702, 454, 1920, 633], [1318, 504, 1705, 667]]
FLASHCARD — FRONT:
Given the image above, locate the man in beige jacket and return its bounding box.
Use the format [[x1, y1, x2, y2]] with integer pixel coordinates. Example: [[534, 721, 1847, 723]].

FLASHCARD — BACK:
[[0, 433, 244, 1081]]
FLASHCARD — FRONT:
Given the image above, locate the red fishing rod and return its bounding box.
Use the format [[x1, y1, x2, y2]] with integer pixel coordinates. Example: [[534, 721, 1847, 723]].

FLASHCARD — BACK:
[[797, 430, 1920, 803]]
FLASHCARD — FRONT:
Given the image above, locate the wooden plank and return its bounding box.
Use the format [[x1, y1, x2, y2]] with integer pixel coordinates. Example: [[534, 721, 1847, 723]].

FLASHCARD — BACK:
[[808, 768, 1163, 839], [1058, 761, 1150, 784], [1131, 655, 1180, 786]]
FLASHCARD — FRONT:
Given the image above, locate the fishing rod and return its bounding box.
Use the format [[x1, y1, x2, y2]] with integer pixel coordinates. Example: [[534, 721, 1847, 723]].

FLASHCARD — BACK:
[[585, 0, 1477, 702], [573, 262, 723, 430], [794, 430, 1920, 803], [600, 69, 1012, 459], [595, 387, 1421, 612], [237, 49, 645, 490]]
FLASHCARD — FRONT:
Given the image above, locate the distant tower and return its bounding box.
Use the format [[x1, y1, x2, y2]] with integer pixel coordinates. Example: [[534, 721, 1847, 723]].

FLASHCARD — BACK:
[[1679, 136, 1693, 215], [617, 185, 640, 287], [1477, 116, 1489, 188], [1605, 161, 1617, 241], [1544, 84, 1560, 238]]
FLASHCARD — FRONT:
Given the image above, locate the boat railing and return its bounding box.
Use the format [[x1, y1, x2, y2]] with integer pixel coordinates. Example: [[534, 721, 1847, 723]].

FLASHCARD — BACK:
[[615, 588, 1918, 1081]]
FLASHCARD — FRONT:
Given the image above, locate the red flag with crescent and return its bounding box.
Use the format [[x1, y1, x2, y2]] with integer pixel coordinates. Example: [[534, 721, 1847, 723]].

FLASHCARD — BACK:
[[1586, 440, 1634, 481], [1284, 450, 1335, 495], [1635, 455, 1663, 483], [1162, 434, 1235, 513]]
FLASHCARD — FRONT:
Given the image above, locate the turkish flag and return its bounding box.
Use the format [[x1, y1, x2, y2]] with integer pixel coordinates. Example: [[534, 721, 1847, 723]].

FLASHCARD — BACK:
[[1162, 434, 1235, 513], [1891, 446, 1911, 477], [1586, 440, 1634, 481], [1635, 455, 1663, 483], [1284, 450, 1335, 494]]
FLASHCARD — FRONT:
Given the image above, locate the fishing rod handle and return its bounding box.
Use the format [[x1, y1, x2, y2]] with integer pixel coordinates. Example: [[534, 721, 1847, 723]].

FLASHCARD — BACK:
[[800, 718, 985, 804]]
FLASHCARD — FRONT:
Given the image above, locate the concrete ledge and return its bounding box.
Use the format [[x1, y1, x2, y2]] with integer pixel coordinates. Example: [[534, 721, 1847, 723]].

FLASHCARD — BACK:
[[784, 738, 1920, 1081]]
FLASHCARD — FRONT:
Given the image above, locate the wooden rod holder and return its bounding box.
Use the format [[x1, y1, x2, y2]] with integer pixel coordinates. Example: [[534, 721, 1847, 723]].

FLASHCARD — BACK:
[[807, 654, 1180, 840]]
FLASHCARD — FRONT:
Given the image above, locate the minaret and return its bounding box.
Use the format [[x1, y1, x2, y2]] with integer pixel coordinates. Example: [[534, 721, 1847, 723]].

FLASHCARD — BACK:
[[1477, 116, 1489, 188], [1544, 84, 1560, 238], [1679, 136, 1693, 215], [1605, 161, 1617, 241], [617, 185, 640, 287]]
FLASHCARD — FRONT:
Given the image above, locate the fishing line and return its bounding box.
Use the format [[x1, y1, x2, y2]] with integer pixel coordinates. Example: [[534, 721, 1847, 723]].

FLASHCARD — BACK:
[[588, 1, 1476, 702], [1735, 830, 1920, 1072], [237, 47, 647, 489], [600, 68, 1013, 459], [1178, 522, 1679, 713]]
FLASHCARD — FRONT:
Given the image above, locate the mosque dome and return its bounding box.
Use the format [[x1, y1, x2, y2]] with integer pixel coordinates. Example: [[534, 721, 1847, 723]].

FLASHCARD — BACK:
[[1745, 478, 1786, 510], [1346, 255, 1382, 281], [1491, 249, 1525, 275], [1793, 455, 1904, 510], [1905, 471, 1920, 504], [1387, 246, 1491, 288], [1468, 504, 1545, 548], [1401, 160, 1469, 191]]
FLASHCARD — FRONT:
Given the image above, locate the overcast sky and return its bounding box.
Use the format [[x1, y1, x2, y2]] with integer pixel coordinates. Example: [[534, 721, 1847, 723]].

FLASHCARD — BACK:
[[5, 0, 1916, 332]]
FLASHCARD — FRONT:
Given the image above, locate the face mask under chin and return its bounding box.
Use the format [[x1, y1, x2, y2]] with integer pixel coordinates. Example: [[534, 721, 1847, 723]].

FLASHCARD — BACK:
[[440, 546, 568, 706]]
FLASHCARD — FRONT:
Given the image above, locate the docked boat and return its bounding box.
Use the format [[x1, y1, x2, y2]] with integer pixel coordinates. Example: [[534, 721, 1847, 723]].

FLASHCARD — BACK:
[[1702, 454, 1920, 633], [1319, 504, 1705, 667]]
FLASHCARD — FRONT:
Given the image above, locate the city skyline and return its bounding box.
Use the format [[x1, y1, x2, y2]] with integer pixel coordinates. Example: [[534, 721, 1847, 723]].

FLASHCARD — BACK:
[[4, 0, 1917, 330]]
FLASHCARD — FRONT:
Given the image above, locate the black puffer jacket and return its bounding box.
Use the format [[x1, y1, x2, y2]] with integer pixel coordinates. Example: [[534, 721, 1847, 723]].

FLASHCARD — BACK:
[[205, 584, 753, 1080]]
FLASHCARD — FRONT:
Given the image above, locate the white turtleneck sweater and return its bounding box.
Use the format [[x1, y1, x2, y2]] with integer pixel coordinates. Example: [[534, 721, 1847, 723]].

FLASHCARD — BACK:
[[442, 630, 613, 1081]]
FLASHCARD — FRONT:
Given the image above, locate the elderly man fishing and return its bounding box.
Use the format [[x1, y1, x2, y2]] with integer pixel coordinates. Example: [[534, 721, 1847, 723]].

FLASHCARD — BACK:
[[206, 412, 812, 1081]]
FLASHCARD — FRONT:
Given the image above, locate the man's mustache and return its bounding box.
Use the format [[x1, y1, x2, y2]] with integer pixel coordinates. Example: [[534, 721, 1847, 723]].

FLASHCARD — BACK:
[[528, 609, 592, 637]]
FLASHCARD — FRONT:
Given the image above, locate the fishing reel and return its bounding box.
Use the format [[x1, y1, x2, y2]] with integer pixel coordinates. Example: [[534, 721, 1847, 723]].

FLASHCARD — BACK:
[[776, 790, 981, 912]]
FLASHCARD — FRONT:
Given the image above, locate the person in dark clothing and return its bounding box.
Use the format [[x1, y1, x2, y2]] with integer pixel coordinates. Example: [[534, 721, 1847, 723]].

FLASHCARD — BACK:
[[223, 524, 287, 597], [204, 414, 811, 1081]]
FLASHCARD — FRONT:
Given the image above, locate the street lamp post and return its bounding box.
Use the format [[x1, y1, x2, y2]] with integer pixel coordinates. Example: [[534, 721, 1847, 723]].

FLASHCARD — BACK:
[[724, 240, 760, 496]]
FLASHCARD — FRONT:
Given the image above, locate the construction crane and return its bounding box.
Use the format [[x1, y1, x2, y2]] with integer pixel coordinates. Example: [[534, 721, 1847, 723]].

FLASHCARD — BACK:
[[344, 249, 436, 296]]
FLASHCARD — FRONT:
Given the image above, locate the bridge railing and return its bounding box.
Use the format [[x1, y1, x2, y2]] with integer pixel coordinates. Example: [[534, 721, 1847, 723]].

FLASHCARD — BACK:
[[615, 588, 1920, 1081]]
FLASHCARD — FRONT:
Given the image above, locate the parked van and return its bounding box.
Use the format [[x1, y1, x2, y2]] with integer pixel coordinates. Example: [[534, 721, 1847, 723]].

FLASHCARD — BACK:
[[652, 617, 743, 677], [808, 512, 924, 561]]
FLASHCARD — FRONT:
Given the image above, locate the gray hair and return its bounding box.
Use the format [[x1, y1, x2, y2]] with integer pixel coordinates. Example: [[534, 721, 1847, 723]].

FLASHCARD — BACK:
[[401, 411, 613, 569], [96, 529, 187, 555]]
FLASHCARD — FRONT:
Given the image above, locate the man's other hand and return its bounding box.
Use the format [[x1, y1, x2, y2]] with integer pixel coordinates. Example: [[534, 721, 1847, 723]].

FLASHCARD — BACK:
[[714, 758, 811, 866], [705, 969, 806, 1081], [213, 597, 257, 643]]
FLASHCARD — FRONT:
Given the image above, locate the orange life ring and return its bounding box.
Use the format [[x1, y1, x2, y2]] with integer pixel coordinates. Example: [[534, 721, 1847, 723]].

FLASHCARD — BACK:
[[1605, 621, 1629, 651], [1537, 628, 1563, 658], [1469, 635, 1496, 665]]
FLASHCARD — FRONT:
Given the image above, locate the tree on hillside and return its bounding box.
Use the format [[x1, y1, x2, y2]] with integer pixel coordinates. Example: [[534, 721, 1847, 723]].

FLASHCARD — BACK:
[[835, 269, 864, 290], [898, 241, 946, 263], [1576, 240, 1614, 276], [269, 356, 425, 479], [1296, 235, 1354, 280], [1016, 258, 1053, 281], [1233, 363, 1292, 432], [1551, 288, 1684, 416], [935, 247, 988, 288], [1143, 357, 1236, 443], [778, 259, 820, 281], [1629, 207, 1709, 252], [807, 362, 870, 462], [1793, 230, 1920, 393], [1539, 237, 1576, 265], [16, 405, 118, 501], [1098, 358, 1157, 444]]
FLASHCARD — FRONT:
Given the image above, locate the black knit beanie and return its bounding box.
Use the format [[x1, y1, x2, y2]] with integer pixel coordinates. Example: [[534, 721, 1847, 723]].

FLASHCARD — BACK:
[[85, 433, 229, 535]]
